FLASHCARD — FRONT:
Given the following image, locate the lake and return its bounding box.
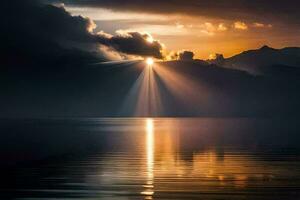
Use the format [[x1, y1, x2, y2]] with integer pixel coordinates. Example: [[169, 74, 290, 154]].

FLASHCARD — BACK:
[[1, 118, 300, 199]]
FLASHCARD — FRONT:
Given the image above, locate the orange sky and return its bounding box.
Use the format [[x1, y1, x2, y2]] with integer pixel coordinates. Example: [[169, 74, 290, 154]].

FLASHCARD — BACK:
[[65, 6, 300, 59]]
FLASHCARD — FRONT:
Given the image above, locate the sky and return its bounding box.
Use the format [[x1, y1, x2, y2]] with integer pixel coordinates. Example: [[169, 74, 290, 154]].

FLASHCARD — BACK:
[[3, 0, 300, 63], [55, 0, 300, 59]]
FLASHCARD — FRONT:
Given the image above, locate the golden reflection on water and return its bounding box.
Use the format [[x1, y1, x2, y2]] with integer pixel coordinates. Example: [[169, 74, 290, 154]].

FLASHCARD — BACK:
[[6, 118, 300, 199], [86, 119, 300, 199], [141, 118, 155, 198]]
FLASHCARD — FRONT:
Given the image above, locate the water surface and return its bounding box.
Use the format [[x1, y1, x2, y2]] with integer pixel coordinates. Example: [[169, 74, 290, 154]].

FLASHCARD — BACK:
[[1, 118, 300, 199]]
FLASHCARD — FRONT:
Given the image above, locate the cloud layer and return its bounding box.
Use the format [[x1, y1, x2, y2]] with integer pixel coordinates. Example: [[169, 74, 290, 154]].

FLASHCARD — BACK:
[[2, 0, 165, 67], [2, 0, 101, 66], [55, 0, 300, 26]]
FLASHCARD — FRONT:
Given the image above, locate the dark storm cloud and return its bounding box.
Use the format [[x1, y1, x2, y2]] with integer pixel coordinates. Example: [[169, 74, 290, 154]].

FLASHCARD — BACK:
[[1, 0, 104, 66], [96, 32, 163, 59], [54, 0, 300, 25], [1, 0, 164, 67], [178, 51, 194, 61]]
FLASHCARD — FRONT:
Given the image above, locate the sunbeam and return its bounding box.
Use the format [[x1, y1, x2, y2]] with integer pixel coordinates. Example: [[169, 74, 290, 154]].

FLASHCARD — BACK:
[[89, 60, 141, 71], [120, 59, 212, 116], [152, 62, 210, 113], [121, 60, 162, 116]]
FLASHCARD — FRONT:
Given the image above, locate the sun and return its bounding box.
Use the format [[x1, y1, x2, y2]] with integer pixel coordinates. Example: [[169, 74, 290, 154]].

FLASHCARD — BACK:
[[146, 36, 154, 43], [146, 58, 154, 66]]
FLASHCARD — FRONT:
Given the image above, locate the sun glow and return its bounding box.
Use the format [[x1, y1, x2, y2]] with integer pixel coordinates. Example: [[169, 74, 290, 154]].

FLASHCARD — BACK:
[[146, 35, 154, 43], [146, 58, 154, 66]]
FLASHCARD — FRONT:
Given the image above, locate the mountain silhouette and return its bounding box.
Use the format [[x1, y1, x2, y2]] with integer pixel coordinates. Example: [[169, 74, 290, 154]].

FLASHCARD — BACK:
[[213, 45, 300, 74], [1, 59, 299, 118]]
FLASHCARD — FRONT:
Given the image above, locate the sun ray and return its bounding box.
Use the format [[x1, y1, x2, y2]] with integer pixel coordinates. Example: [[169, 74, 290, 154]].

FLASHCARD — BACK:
[[120, 61, 162, 116], [153, 62, 210, 112]]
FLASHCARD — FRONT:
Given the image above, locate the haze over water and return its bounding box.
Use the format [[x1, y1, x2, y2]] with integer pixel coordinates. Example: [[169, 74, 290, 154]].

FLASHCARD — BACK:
[[1, 118, 300, 199]]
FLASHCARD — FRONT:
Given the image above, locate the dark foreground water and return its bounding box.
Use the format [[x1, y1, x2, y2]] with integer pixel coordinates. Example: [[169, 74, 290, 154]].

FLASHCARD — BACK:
[[1, 118, 300, 199]]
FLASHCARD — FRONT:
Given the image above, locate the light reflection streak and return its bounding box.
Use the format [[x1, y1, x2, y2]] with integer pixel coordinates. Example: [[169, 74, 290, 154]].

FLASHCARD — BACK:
[[141, 118, 155, 198], [85, 119, 298, 198], [146, 118, 154, 180]]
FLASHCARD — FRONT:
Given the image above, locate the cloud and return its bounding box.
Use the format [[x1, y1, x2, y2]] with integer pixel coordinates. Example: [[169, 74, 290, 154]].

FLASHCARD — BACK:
[[201, 22, 216, 35], [96, 31, 164, 59], [166, 51, 179, 60], [178, 51, 194, 61], [1, 0, 106, 66], [217, 23, 228, 31], [234, 21, 248, 30], [176, 22, 185, 29], [253, 22, 273, 28], [55, 0, 300, 27], [195, 22, 228, 36], [207, 53, 225, 65], [253, 22, 265, 28], [2, 0, 166, 68]]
